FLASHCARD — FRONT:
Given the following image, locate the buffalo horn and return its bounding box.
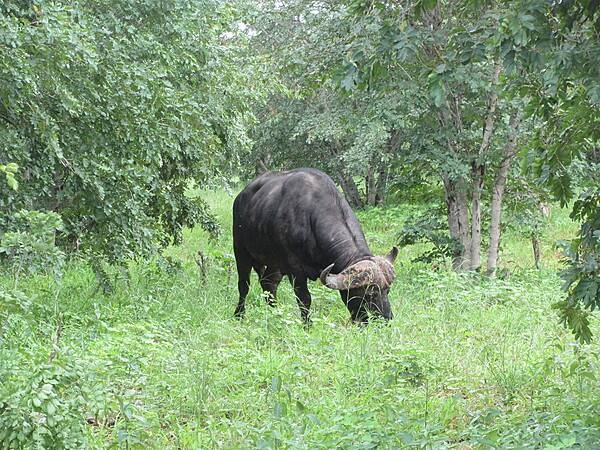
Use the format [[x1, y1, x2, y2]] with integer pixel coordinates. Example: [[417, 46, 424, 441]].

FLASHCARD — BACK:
[[319, 263, 336, 287]]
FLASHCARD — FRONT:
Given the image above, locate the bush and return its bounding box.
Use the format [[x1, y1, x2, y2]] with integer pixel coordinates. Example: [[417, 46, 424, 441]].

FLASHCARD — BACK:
[[0, 210, 65, 277], [0, 354, 99, 449], [397, 210, 461, 264]]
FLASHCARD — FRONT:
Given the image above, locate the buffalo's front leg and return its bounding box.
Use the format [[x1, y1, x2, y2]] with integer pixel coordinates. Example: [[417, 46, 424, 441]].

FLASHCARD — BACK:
[[289, 275, 312, 325]]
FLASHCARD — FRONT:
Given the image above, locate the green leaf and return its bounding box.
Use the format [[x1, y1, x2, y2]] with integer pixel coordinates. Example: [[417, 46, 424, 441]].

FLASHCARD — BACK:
[[270, 376, 282, 393], [295, 399, 306, 413], [273, 401, 285, 418], [421, 0, 437, 10], [431, 84, 444, 107], [6, 176, 18, 191], [46, 402, 56, 416]]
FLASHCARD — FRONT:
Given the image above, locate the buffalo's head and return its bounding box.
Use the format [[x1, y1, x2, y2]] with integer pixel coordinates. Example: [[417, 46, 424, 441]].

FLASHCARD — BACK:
[[320, 247, 398, 321]]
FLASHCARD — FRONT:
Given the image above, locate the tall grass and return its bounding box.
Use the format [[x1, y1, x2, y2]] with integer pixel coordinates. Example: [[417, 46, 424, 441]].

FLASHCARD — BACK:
[[1, 190, 599, 448]]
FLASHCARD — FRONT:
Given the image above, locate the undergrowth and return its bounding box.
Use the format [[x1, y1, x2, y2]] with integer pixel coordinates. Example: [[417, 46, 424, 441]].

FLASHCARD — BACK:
[[1, 191, 599, 449]]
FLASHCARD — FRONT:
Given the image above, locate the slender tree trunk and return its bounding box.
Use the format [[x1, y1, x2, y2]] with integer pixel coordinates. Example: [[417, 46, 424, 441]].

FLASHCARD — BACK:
[[329, 140, 363, 208], [469, 162, 485, 270], [532, 233, 541, 269], [457, 184, 470, 269], [443, 174, 470, 270], [438, 91, 471, 271], [375, 164, 388, 206], [469, 63, 501, 271], [532, 202, 549, 268], [366, 165, 377, 206], [487, 112, 521, 277], [375, 130, 400, 205], [338, 173, 363, 208]]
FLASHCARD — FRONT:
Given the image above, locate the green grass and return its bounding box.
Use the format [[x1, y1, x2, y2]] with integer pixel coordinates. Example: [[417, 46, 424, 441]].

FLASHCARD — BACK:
[[2, 191, 600, 449]]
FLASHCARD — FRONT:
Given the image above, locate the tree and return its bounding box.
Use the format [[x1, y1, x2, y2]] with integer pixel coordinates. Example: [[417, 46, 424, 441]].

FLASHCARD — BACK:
[[246, 0, 406, 207], [249, 0, 596, 297], [338, 0, 599, 339], [0, 0, 259, 262], [326, 0, 541, 272], [522, 0, 600, 342]]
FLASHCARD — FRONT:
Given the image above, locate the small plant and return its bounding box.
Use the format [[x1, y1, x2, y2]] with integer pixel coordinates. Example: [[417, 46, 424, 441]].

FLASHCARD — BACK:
[[554, 190, 600, 343], [382, 355, 426, 387], [197, 248, 235, 285], [0, 288, 32, 316], [0, 354, 102, 449], [397, 210, 461, 265], [0, 210, 65, 278], [504, 176, 551, 269], [0, 162, 18, 191]]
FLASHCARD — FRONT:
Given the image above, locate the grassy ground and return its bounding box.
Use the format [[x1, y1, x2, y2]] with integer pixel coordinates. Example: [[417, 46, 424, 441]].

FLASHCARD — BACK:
[[2, 190, 600, 449]]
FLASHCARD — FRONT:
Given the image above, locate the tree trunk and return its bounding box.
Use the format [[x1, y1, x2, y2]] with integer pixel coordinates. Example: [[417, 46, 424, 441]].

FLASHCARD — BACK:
[[469, 162, 485, 270], [443, 174, 471, 270], [375, 163, 388, 206], [487, 112, 521, 277], [374, 130, 400, 205], [465, 62, 500, 272], [532, 233, 541, 269], [366, 165, 377, 206], [330, 140, 363, 208], [338, 173, 363, 208]]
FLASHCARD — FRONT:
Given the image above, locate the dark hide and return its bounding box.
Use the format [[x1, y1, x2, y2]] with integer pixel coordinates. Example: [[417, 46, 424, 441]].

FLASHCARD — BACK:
[[232, 168, 397, 324]]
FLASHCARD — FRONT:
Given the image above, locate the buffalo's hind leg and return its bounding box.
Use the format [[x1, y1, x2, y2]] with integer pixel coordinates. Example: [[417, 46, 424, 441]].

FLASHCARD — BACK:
[[289, 275, 312, 326], [233, 247, 253, 319], [258, 266, 283, 307]]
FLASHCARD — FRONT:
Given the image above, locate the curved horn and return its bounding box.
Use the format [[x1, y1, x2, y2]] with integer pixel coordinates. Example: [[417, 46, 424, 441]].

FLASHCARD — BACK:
[[319, 263, 335, 286], [321, 263, 355, 290], [371, 256, 396, 286]]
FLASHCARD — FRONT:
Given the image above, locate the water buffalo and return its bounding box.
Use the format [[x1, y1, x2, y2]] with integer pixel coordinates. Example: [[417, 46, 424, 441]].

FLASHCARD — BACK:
[[232, 168, 398, 324]]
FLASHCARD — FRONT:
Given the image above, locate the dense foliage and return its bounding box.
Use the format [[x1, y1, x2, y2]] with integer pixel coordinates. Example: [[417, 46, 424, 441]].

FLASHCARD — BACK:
[[0, 0, 259, 261], [247, 0, 538, 273], [524, 0, 600, 342]]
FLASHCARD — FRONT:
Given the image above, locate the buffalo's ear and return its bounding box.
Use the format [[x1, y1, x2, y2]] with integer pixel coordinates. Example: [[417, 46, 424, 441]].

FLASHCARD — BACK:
[[385, 246, 399, 264]]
